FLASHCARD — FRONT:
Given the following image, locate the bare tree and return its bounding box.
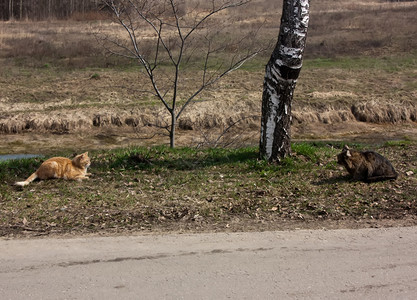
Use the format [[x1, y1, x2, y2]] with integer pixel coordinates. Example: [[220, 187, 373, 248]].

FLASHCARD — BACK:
[[99, 0, 263, 148], [259, 0, 310, 161]]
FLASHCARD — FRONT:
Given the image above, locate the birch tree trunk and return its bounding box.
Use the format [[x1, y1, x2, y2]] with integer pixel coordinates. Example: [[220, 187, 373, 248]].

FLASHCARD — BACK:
[[9, 0, 13, 20], [19, 0, 22, 19], [49, 0, 52, 19], [259, 0, 310, 161]]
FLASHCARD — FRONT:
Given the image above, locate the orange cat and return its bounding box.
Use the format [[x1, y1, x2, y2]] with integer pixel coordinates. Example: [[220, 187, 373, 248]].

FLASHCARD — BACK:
[[15, 152, 91, 187]]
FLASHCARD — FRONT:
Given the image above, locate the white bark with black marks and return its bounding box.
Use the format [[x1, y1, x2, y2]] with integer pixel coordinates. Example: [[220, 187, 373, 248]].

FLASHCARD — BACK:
[[259, 0, 310, 161]]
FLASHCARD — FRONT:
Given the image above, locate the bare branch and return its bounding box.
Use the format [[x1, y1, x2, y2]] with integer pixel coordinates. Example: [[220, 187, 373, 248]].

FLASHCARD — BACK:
[[212, 115, 258, 147], [176, 48, 262, 121], [127, 0, 176, 65], [170, 0, 184, 43], [195, 114, 259, 149], [183, 0, 251, 41], [152, 22, 164, 71]]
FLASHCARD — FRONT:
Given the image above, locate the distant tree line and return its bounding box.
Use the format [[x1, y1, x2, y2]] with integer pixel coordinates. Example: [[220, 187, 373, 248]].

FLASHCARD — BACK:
[[0, 0, 102, 20]]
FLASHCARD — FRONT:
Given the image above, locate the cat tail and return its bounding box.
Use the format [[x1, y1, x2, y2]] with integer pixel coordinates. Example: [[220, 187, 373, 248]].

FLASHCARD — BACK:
[[365, 173, 398, 183], [15, 172, 38, 187]]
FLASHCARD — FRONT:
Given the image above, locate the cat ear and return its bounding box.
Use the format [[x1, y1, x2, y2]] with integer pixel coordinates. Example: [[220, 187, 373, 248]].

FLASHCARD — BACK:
[[343, 145, 350, 151], [346, 150, 351, 157], [82, 152, 88, 156]]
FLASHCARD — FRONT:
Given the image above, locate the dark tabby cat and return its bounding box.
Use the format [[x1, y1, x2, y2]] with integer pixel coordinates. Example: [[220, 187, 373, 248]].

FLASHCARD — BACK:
[[337, 145, 398, 183]]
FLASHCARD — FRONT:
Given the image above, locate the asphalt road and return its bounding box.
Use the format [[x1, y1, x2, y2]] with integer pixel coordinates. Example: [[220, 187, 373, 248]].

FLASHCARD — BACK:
[[1, 227, 417, 299]]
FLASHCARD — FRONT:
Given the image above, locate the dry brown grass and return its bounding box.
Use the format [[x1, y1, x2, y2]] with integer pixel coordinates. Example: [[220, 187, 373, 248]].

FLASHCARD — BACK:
[[306, 0, 417, 57], [0, 0, 416, 152], [352, 101, 417, 123], [1, 0, 417, 64]]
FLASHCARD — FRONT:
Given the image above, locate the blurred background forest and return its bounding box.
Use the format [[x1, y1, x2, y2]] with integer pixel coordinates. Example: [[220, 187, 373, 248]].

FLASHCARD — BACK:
[[1, 0, 101, 20], [1, 0, 415, 21]]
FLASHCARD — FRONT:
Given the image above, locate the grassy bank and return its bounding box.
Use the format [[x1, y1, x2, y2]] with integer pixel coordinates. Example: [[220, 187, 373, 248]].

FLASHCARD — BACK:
[[1, 3, 416, 147], [1, 141, 416, 237]]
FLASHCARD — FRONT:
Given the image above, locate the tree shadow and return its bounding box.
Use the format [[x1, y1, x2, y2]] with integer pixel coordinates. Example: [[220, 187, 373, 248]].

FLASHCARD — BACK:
[[313, 174, 353, 186], [100, 148, 260, 172]]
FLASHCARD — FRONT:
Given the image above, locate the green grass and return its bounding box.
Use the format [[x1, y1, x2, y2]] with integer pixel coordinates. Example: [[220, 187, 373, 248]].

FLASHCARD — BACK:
[[0, 157, 43, 182], [2, 141, 415, 237], [303, 52, 417, 72], [384, 138, 413, 148]]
